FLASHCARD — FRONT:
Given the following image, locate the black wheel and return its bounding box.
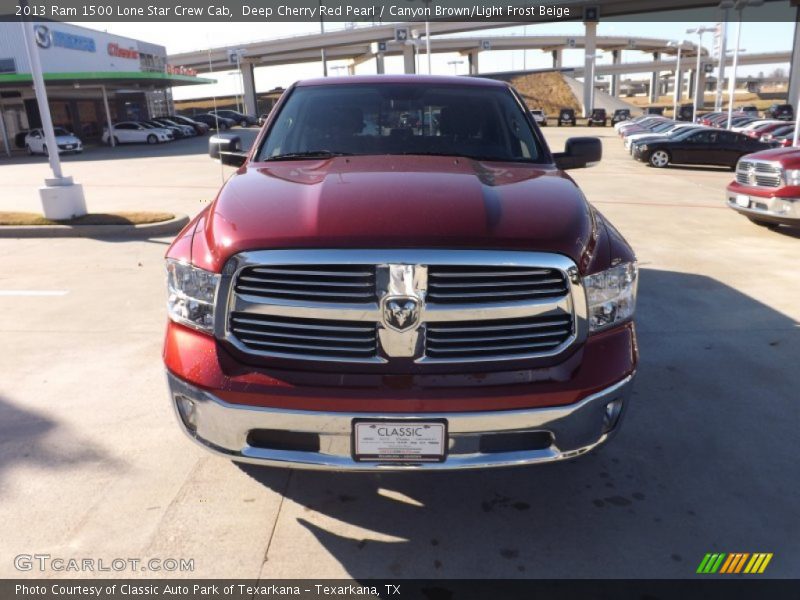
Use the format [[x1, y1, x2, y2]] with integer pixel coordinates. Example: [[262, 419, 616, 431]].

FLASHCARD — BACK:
[[649, 149, 670, 168], [588, 121, 593, 127], [43, 145, 48, 157], [147, 134, 157, 144], [240, 119, 248, 127], [26, 144, 32, 155], [747, 217, 779, 229]]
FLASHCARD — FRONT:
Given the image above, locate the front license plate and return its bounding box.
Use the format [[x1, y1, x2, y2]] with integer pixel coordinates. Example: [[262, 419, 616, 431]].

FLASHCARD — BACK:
[[735, 194, 750, 208], [353, 420, 447, 462]]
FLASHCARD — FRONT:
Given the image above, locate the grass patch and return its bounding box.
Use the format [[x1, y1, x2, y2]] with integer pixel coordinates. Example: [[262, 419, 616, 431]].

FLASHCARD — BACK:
[[0, 211, 175, 226]]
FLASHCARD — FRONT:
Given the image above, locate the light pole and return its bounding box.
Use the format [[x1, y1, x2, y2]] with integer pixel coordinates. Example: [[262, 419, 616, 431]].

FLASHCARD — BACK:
[[726, 0, 763, 129], [447, 60, 464, 75], [668, 40, 685, 118], [686, 26, 716, 122], [318, 0, 327, 76], [20, 18, 86, 219]]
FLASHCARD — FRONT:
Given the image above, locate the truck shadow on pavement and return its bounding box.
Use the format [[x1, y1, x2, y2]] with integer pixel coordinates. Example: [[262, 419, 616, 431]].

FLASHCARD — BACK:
[[239, 268, 799, 579], [0, 395, 114, 488]]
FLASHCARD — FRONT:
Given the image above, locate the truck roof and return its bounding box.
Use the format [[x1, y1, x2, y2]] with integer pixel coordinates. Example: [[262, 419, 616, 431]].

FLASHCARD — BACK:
[[295, 74, 509, 88]]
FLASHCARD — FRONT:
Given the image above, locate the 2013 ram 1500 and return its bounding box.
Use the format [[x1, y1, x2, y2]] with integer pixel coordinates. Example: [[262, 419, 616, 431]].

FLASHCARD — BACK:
[[728, 147, 800, 228], [163, 75, 638, 470]]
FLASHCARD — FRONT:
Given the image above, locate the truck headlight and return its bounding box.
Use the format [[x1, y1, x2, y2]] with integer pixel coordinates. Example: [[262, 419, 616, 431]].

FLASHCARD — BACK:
[[783, 169, 800, 186], [583, 262, 638, 332], [166, 259, 220, 333]]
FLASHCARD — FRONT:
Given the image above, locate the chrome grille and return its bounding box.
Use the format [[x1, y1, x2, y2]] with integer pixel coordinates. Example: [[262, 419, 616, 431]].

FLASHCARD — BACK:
[[230, 312, 378, 359], [234, 264, 376, 303], [221, 250, 587, 366], [427, 266, 568, 304], [426, 314, 573, 360], [736, 160, 782, 188]]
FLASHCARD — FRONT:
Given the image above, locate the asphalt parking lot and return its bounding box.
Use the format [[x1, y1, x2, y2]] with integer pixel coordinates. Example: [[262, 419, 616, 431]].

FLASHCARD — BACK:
[[0, 127, 797, 579]]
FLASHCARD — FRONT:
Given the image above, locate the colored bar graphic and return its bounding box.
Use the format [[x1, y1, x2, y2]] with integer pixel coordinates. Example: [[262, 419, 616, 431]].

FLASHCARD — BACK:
[[699, 552, 773, 574]]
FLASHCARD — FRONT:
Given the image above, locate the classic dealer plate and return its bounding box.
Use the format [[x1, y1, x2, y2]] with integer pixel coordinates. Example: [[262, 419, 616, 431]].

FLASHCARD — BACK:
[[735, 194, 750, 208], [353, 420, 447, 462]]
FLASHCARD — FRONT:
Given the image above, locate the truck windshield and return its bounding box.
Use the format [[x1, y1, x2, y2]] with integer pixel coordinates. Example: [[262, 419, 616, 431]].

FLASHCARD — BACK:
[[257, 83, 544, 163]]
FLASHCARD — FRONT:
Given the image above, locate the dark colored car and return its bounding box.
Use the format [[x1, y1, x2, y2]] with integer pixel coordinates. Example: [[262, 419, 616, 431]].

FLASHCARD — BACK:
[[557, 108, 576, 126], [611, 109, 631, 125], [209, 109, 258, 127], [633, 127, 769, 169], [764, 103, 793, 121], [166, 75, 638, 471], [190, 113, 234, 131], [587, 108, 607, 127], [167, 114, 210, 135], [676, 104, 695, 122], [645, 107, 665, 116]]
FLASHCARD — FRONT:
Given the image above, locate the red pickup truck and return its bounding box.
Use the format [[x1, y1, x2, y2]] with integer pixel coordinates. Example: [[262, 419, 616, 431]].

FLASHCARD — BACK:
[[163, 75, 638, 470], [727, 146, 800, 228]]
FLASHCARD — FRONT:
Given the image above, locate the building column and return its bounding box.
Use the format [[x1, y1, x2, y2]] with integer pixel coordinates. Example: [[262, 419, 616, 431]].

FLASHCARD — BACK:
[[241, 61, 257, 116], [610, 50, 621, 96], [467, 50, 480, 75], [583, 20, 597, 117], [403, 43, 416, 74], [375, 52, 385, 74], [788, 7, 800, 116], [694, 65, 708, 111], [649, 52, 660, 103], [552, 49, 562, 69]]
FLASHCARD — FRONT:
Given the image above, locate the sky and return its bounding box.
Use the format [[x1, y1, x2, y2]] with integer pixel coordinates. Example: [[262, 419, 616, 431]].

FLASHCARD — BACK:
[[70, 20, 794, 101]]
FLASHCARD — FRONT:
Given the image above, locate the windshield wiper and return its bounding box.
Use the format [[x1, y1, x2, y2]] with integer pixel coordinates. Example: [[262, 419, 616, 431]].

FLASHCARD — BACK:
[[264, 150, 353, 161], [400, 151, 536, 163]]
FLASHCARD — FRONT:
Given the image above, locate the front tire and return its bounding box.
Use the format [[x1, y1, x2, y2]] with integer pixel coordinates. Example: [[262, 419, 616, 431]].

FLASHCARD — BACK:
[[649, 149, 670, 168], [26, 144, 33, 155], [147, 134, 157, 144], [43, 145, 49, 157]]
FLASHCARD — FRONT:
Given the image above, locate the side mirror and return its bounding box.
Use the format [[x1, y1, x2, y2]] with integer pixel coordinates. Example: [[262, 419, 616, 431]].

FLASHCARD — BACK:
[[209, 133, 241, 159], [553, 137, 602, 170], [219, 151, 247, 167]]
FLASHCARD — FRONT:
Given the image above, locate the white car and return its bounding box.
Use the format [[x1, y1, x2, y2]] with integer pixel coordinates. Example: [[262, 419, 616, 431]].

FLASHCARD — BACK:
[[25, 128, 83, 155], [530, 109, 548, 126], [732, 119, 781, 134], [102, 121, 172, 145]]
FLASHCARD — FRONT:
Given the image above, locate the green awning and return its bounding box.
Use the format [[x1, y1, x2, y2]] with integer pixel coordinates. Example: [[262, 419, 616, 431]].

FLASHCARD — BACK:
[[0, 71, 215, 88]]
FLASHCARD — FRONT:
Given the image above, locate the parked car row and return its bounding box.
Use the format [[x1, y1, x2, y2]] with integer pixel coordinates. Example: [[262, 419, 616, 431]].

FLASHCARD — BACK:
[[185, 109, 259, 131], [101, 115, 212, 145], [616, 115, 771, 169]]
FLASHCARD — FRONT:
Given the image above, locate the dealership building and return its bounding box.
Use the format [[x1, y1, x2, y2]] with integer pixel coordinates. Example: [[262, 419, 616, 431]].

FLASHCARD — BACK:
[[0, 22, 213, 153]]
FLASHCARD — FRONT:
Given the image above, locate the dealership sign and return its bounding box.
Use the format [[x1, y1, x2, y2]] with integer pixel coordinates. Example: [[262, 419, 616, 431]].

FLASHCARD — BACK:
[[108, 43, 139, 60], [34, 25, 96, 53]]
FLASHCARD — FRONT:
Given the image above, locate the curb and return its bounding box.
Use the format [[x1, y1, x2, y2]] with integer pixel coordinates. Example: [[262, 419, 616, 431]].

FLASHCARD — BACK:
[[0, 214, 190, 239]]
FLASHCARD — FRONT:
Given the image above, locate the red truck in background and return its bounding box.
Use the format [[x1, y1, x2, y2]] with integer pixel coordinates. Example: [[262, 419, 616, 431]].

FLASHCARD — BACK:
[[727, 146, 800, 228], [163, 75, 638, 470]]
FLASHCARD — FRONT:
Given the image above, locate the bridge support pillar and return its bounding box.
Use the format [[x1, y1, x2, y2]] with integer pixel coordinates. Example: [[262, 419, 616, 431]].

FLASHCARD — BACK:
[[649, 52, 660, 103], [468, 50, 480, 75], [241, 61, 257, 117], [788, 7, 800, 117], [552, 49, 562, 69], [610, 50, 620, 96], [403, 43, 416, 74], [583, 20, 597, 117], [693, 65, 707, 112], [375, 52, 385, 74]]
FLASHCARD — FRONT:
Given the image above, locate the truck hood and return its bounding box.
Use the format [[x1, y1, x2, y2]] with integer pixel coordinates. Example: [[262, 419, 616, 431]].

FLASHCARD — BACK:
[[193, 155, 598, 273]]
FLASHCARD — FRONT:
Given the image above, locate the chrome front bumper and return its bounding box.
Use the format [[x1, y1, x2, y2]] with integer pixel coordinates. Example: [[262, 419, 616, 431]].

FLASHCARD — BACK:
[[727, 193, 800, 224], [167, 372, 635, 471]]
